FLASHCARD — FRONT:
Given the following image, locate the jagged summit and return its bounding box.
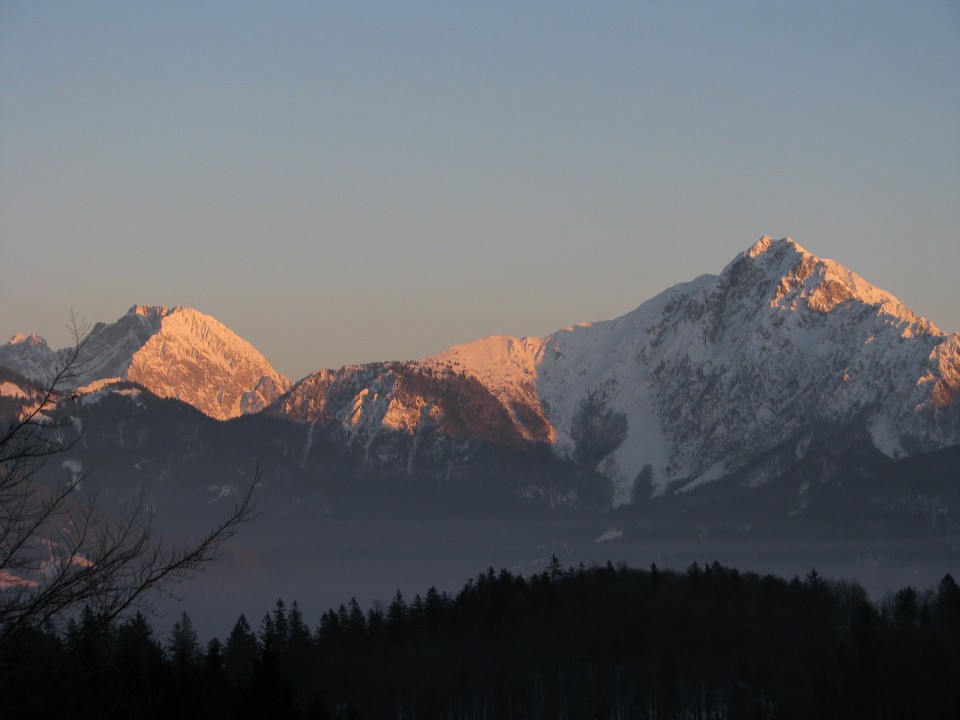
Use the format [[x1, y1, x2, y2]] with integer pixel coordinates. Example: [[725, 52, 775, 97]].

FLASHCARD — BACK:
[[1, 305, 290, 420], [118, 306, 292, 419], [273, 236, 960, 505], [732, 236, 940, 336], [3, 236, 957, 507], [1, 333, 57, 383], [744, 233, 785, 257], [128, 304, 172, 318], [7, 332, 48, 347], [743, 234, 815, 259]]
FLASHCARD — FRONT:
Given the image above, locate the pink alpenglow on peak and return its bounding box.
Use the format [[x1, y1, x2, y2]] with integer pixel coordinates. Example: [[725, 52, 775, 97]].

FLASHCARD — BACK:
[[2, 236, 958, 501], [741, 236, 941, 336], [7, 333, 48, 347], [273, 235, 960, 504], [128, 305, 172, 318], [745, 234, 777, 257], [0, 305, 290, 421]]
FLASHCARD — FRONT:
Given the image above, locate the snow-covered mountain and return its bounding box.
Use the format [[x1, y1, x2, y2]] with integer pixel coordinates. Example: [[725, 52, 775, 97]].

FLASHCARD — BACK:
[[271, 237, 960, 504], [0, 305, 290, 420], [4, 237, 957, 629], [2, 237, 957, 509]]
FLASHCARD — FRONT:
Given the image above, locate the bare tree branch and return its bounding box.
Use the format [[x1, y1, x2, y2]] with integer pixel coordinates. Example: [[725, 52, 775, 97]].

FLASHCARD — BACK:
[[0, 313, 256, 648]]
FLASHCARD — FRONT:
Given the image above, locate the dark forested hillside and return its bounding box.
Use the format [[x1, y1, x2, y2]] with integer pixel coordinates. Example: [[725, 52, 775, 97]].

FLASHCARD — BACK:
[[3, 562, 959, 719]]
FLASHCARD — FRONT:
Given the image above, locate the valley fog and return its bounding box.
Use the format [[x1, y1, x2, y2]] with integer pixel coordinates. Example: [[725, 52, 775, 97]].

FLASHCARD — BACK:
[[159, 517, 959, 640]]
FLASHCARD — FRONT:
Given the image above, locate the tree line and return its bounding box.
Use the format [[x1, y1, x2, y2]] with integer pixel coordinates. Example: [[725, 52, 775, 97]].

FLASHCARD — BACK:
[[3, 559, 959, 719]]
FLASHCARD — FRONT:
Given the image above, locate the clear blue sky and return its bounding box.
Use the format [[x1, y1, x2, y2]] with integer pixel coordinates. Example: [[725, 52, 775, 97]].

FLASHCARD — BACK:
[[2, 1, 958, 381]]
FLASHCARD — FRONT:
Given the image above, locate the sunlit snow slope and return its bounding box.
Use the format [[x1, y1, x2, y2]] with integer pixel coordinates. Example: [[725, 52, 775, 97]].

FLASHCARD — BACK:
[[1, 305, 290, 420], [274, 237, 960, 504], [3, 238, 956, 503]]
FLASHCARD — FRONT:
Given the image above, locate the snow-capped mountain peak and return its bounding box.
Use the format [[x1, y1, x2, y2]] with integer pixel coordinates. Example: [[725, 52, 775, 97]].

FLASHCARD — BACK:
[[119, 306, 292, 419], [1, 305, 290, 420], [744, 233, 781, 257], [531, 236, 958, 498], [3, 237, 956, 511], [128, 304, 171, 318], [8, 332, 49, 347], [734, 236, 940, 336], [0, 333, 58, 382], [271, 236, 959, 507]]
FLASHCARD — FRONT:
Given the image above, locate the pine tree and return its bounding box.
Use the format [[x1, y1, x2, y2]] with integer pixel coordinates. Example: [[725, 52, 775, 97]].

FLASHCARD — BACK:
[[115, 611, 166, 711], [273, 598, 290, 652], [168, 611, 202, 673], [259, 612, 277, 648], [288, 600, 312, 655], [936, 574, 960, 629], [424, 586, 446, 634], [205, 637, 226, 677], [243, 631, 299, 720], [166, 612, 203, 715], [548, 554, 563, 583], [388, 590, 407, 631], [201, 638, 234, 720], [224, 613, 259, 686], [61, 607, 116, 716], [894, 586, 920, 627], [346, 597, 366, 640]]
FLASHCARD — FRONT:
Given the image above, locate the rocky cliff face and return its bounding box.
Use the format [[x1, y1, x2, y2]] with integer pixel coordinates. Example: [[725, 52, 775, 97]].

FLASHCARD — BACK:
[[3, 237, 957, 507]]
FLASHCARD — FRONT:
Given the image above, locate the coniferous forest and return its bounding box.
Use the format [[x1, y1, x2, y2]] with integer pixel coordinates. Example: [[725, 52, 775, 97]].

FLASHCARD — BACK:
[[3, 561, 959, 720]]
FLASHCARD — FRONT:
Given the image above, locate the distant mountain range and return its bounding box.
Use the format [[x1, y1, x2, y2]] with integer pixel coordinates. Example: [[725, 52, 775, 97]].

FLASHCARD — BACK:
[[2, 236, 958, 521], [5, 235, 959, 627]]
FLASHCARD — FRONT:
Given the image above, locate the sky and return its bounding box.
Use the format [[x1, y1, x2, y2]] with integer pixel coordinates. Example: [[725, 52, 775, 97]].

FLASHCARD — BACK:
[[1, 1, 958, 382]]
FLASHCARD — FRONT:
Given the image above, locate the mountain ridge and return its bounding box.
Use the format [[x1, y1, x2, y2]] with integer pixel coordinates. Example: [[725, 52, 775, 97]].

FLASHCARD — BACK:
[[2, 236, 957, 506], [269, 236, 960, 503], [3, 237, 958, 641]]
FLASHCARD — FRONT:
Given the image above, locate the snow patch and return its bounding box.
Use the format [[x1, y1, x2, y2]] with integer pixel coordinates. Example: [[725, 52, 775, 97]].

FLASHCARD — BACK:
[[594, 528, 623, 543], [207, 484, 236, 501], [0, 570, 37, 589], [868, 416, 906, 459], [0, 381, 29, 399], [62, 460, 84, 490], [677, 460, 728, 493]]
